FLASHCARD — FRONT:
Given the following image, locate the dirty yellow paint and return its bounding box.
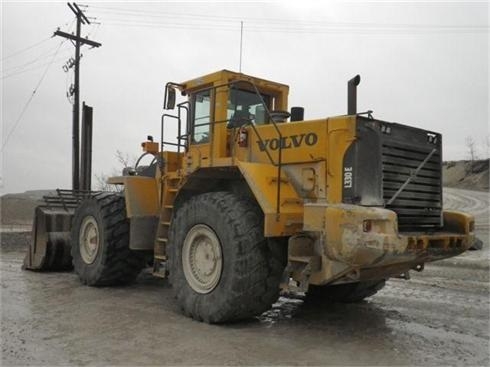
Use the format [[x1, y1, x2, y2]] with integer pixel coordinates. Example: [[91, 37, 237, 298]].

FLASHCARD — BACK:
[[108, 69, 475, 285], [107, 176, 159, 217]]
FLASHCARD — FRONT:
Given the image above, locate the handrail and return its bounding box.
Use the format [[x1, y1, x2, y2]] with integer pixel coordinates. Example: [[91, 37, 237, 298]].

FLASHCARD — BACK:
[[160, 114, 180, 152], [239, 80, 283, 219], [185, 79, 284, 217], [177, 101, 190, 152], [162, 78, 285, 218], [161, 101, 190, 154]]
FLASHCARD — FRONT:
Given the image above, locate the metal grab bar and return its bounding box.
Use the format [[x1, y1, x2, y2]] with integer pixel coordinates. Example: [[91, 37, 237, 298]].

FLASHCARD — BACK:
[[161, 114, 180, 152], [161, 101, 190, 154], [162, 79, 285, 218], [190, 79, 284, 218], [240, 80, 283, 219]]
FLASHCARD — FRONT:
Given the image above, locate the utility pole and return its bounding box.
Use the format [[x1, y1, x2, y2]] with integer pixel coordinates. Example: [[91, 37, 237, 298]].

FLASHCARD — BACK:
[[54, 2, 101, 191]]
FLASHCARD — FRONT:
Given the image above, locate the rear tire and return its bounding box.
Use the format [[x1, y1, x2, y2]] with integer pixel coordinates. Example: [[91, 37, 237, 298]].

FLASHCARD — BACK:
[[307, 280, 386, 303], [168, 192, 286, 323], [71, 193, 146, 286]]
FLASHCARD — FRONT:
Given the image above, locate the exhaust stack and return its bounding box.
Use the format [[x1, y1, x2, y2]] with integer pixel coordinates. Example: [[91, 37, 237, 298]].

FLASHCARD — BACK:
[[348, 75, 361, 115]]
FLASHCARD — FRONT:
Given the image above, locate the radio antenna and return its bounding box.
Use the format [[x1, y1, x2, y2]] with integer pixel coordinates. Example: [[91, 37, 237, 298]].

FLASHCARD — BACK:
[[239, 21, 243, 72]]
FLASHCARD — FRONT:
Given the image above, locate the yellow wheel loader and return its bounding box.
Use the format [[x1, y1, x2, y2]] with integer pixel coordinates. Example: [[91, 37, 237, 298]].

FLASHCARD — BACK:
[[24, 70, 475, 323]]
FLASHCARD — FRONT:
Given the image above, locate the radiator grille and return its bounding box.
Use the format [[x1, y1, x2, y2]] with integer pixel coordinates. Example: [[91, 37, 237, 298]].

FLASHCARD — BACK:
[[382, 141, 442, 229]]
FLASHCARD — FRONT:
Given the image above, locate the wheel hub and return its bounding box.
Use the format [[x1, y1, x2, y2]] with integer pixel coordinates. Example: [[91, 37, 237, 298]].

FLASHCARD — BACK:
[[79, 216, 100, 264], [182, 224, 222, 294]]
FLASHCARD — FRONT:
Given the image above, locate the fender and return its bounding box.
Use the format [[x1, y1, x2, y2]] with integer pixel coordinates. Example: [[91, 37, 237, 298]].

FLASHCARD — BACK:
[[174, 165, 303, 237], [107, 175, 159, 250], [236, 161, 303, 236]]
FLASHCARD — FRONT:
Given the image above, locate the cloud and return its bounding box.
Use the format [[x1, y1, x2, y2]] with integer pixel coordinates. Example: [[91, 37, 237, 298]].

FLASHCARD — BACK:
[[2, 1, 488, 194]]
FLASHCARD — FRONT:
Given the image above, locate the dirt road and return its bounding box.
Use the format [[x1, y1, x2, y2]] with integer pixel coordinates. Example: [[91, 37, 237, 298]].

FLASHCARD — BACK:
[[1, 188, 489, 366]]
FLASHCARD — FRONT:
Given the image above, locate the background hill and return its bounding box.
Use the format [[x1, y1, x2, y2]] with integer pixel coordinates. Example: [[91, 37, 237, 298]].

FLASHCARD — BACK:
[[443, 159, 489, 191], [1, 160, 488, 225]]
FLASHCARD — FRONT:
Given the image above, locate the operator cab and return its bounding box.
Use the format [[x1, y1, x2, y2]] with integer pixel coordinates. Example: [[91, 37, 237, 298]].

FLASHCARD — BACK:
[[163, 70, 290, 157]]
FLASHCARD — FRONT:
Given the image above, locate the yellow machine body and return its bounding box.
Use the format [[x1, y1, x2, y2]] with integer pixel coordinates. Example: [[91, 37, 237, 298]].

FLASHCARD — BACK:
[[108, 70, 474, 286]]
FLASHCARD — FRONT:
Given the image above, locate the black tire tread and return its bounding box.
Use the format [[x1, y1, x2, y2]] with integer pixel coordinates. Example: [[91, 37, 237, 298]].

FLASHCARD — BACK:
[[71, 193, 145, 286], [168, 191, 287, 323]]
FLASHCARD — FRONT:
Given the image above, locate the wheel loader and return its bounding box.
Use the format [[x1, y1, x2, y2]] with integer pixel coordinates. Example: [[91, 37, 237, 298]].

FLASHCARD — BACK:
[[24, 70, 475, 323]]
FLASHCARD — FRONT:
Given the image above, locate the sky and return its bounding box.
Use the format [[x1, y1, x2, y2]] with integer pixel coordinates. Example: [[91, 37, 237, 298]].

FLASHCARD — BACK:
[[1, 0, 489, 194]]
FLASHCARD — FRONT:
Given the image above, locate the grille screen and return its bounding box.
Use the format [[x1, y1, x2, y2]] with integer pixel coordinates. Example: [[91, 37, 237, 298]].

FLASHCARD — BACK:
[[381, 140, 442, 230]]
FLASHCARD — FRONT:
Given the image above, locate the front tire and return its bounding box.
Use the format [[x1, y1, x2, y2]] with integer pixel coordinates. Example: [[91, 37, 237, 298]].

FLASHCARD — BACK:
[[71, 193, 146, 286], [168, 192, 286, 323]]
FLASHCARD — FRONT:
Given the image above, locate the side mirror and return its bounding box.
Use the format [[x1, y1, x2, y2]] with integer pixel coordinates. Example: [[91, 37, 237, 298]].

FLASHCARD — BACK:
[[164, 84, 176, 110]]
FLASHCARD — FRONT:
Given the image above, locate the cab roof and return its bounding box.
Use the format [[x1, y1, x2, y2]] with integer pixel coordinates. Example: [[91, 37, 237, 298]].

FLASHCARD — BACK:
[[180, 70, 289, 94]]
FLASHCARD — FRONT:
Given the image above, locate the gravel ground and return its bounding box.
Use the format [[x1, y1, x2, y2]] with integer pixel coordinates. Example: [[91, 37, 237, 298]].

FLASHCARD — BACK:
[[1, 188, 489, 366]]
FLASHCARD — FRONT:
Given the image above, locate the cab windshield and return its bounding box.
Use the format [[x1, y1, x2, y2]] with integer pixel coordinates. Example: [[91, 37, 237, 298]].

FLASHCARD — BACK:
[[228, 88, 271, 126]]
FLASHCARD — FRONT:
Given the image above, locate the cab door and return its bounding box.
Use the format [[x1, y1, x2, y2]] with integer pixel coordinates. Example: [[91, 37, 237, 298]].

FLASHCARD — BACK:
[[186, 88, 213, 171]]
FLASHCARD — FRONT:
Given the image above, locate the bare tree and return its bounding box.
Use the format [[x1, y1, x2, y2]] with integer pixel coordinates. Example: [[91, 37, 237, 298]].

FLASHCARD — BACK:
[[94, 172, 120, 192], [466, 136, 477, 161], [94, 151, 137, 191], [465, 136, 478, 173], [115, 150, 137, 168], [483, 135, 490, 159]]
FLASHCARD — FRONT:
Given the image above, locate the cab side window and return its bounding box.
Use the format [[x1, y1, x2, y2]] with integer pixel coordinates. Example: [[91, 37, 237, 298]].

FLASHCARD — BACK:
[[192, 90, 211, 144]]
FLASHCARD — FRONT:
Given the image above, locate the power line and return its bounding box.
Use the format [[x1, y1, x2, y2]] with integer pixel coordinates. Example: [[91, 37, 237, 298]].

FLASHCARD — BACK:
[[102, 21, 239, 32], [87, 4, 489, 36], [1, 41, 65, 152], [100, 20, 488, 35], [2, 46, 71, 74], [95, 13, 489, 34], [85, 23, 101, 39], [86, 4, 489, 32], [2, 44, 72, 79], [1, 36, 53, 61], [1, 52, 71, 80], [89, 6, 247, 24], [2, 19, 76, 76]]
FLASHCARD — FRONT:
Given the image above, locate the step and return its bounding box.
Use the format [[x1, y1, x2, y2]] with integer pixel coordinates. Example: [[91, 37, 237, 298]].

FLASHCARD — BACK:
[[281, 198, 303, 206], [153, 272, 167, 279], [285, 220, 303, 227], [154, 254, 167, 260], [152, 260, 167, 278], [154, 244, 166, 254], [161, 221, 171, 226], [167, 188, 179, 193], [156, 237, 168, 243], [268, 176, 289, 184], [164, 205, 174, 209]]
